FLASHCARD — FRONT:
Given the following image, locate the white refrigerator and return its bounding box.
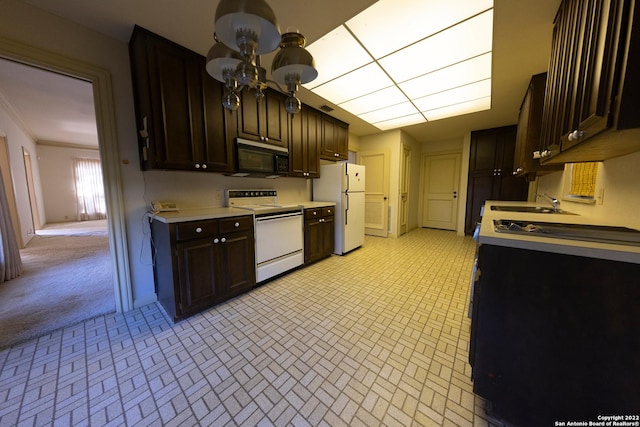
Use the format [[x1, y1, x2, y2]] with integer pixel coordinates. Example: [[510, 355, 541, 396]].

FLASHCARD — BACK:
[[313, 162, 365, 255]]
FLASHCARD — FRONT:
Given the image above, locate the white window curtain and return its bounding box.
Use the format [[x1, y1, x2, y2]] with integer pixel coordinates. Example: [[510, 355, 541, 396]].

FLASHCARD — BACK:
[[73, 157, 106, 221], [0, 171, 22, 282]]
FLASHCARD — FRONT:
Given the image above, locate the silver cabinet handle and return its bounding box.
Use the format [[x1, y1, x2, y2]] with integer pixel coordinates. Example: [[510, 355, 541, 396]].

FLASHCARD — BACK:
[[196, 227, 202, 233], [235, 222, 240, 228], [221, 237, 226, 243], [214, 238, 219, 243]]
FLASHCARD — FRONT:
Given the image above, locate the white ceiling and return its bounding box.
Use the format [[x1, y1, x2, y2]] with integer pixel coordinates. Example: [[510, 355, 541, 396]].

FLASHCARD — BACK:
[[1, 0, 561, 147]]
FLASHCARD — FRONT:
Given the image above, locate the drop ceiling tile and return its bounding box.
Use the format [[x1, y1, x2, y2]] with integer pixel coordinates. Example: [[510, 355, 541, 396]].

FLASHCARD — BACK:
[[373, 113, 426, 130], [304, 25, 372, 88], [310, 63, 394, 105], [413, 79, 492, 112], [423, 96, 491, 121], [398, 53, 492, 99], [339, 86, 408, 115], [378, 10, 494, 83], [346, 0, 493, 59], [360, 101, 421, 123]]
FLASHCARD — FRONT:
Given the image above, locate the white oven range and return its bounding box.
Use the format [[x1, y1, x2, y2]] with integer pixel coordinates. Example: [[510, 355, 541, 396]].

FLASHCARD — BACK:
[[226, 190, 303, 283]]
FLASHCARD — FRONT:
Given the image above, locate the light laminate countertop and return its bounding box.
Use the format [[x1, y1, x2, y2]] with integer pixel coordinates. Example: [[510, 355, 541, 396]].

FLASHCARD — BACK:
[[148, 200, 336, 224], [479, 200, 640, 264]]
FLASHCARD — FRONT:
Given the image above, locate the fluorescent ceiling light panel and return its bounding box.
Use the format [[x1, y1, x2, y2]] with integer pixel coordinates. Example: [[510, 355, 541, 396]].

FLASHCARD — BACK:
[[413, 79, 492, 112], [305, 26, 372, 88], [346, 0, 494, 59], [374, 113, 426, 131], [424, 97, 492, 121], [305, 0, 494, 131], [311, 63, 393, 105], [360, 102, 420, 124], [378, 10, 493, 83], [340, 86, 409, 116], [399, 53, 492, 99]]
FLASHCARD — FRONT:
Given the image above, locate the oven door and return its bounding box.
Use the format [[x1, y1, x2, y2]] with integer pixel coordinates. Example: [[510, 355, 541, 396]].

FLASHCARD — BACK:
[[255, 211, 303, 281]]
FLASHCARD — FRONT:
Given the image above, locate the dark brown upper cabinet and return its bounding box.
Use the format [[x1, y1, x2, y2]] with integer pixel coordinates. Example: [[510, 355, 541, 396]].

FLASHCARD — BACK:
[[321, 115, 349, 161], [236, 87, 288, 148], [129, 26, 234, 173], [514, 72, 563, 180], [289, 106, 321, 178], [540, 0, 640, 164]]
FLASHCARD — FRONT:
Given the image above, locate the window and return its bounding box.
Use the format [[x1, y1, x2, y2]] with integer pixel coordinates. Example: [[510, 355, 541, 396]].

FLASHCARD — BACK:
[[73, 157, 106, 220]]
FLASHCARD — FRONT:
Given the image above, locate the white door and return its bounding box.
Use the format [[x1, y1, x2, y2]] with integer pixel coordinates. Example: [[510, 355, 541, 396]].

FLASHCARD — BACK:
[[421, 153, 460, 230], [360, 150, 389, 238], [399, 145, 411, 236]]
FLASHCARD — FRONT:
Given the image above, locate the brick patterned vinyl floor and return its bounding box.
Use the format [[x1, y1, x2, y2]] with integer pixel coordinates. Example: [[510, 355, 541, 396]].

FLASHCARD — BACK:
[[0, 228, 506, 426]]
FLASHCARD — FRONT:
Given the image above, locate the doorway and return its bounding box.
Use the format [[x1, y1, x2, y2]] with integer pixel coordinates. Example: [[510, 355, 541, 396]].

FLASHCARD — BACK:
[[360, 149, 390, 237], [0, 37, 132, 323], [0, 60, 115, 346], [421, 153, 461, 231], [22, 147, 40, 236]]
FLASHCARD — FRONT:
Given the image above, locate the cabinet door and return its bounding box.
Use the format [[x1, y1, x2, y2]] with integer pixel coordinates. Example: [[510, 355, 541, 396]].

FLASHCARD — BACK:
[[146, 37, 201, 170], [289, 107, 321, 177], [129, 26, 231, 172], [540, 0, 585, 159], [220, 230, 256, 297], [289, 108, 306, 177], [321, 116, 348, 160], [304, 217, 324, 264], [321, 214, 335, 257], [567, 0, 625, 149], [201, 72, 235, 172], [176, 238, 223, 316], [514, 73, 563, 179], [264, 90, 287, 147], [306, 108, 322, 177], [237, 88, 287, 147], [237, 89, 262, 141]]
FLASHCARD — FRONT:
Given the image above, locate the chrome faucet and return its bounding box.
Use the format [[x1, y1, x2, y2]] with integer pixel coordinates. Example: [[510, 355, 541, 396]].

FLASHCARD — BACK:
[[537, 193, 560, 212]]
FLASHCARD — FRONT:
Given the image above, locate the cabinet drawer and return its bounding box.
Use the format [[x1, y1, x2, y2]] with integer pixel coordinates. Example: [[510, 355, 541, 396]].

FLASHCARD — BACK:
[[322, 207, 334, 217], [219, 215, 253, 234], [305, 208, 322, 220], [175, 220, 219, 241]]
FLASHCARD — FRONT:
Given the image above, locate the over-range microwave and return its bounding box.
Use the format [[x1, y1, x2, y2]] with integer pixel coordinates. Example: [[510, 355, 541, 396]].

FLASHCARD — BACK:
[[233, 138, 289, 178]]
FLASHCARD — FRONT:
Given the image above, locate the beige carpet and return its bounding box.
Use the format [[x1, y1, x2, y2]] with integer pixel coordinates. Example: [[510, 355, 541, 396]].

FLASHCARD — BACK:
[[0, 220, 114, 349]]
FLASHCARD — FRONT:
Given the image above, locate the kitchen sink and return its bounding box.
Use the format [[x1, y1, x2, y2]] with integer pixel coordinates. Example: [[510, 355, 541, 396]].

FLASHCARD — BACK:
[[490, 205, 576, 214], [493, 219, 640, 246]]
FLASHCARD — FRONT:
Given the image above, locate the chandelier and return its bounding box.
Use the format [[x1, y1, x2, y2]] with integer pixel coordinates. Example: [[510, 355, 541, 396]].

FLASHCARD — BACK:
[[205, 0, 318, 114]]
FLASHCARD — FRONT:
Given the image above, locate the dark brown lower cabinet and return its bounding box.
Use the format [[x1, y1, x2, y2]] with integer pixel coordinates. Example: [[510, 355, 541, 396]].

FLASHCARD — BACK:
[[304, 207, 334, 264], [151, 215, 255, 321], [470, 244, 640, 426]]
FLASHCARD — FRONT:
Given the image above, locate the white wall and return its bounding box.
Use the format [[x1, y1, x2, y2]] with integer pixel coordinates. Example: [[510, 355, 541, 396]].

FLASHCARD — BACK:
[[536, 150, 640, 229], [400, 131, 424, 233], [359, 130, 401, 236], [37, 144, 101, 223]]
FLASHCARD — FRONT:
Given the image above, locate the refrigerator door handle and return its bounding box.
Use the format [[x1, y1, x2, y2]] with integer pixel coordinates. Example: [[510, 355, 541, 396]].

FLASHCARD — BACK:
[[345, 193, 349, 225], [345, 171, 350, 192]]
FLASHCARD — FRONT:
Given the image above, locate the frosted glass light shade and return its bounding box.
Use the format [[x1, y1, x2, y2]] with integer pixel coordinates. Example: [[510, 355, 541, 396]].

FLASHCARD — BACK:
[[206, 42, 242, 83], [271, 32, 318, 85], [214, 0, 281, 55]]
